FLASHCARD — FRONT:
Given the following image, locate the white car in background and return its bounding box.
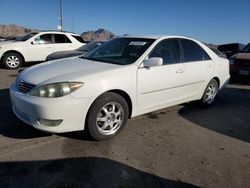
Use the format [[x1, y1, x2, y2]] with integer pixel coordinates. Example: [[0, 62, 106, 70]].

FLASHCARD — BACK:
[[10, 35, 230, 140], [0, 31, 85, 69]]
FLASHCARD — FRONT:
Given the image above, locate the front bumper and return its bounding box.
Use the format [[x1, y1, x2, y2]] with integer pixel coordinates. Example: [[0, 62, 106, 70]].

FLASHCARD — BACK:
[[10, 83, 92, 133]]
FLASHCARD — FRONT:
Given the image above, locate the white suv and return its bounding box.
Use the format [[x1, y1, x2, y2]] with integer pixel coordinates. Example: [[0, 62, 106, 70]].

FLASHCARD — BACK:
[[0, 31, 85, 69]]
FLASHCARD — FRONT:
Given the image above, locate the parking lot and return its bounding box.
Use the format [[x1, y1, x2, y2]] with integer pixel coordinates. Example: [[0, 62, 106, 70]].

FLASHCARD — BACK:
[[0, 66, 250, 187]]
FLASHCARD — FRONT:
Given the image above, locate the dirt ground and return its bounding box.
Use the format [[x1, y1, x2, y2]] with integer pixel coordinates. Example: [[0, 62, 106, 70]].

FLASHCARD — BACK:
[[0, 66, 249, 188]]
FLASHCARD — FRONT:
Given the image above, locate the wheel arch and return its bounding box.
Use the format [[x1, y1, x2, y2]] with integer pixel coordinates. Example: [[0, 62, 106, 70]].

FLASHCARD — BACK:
[[1, 50, 25, 63], [86, 89, 133, 121], [107, 89, 133, 118], [212, 76, 220, 88]]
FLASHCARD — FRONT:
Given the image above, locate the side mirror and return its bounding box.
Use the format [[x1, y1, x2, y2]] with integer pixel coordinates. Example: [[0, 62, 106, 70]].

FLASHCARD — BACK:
[[31, 40, 39, 45], [143, 57, 163, 68], [31, 41, 37, 45]]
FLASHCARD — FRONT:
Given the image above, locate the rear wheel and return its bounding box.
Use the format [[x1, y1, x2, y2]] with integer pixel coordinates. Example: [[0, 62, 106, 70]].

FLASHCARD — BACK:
[[201, 79, 218, 106], [2, 53, 23, 69], [86, 92, 129, 141]]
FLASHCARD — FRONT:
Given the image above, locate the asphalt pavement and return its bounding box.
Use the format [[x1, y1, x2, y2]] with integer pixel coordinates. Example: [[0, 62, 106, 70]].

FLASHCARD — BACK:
[[0, 67, 249, 188]]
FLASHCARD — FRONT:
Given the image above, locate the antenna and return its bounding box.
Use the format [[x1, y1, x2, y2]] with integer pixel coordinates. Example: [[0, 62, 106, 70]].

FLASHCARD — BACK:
[[58, 0, 63, 31]]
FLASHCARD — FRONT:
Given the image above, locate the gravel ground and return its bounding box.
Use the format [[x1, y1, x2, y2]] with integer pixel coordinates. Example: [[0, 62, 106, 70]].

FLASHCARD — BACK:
[[0, 67, 249, 188]]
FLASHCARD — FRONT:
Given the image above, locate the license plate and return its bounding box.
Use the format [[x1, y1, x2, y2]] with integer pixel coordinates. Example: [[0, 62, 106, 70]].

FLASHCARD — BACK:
[[239, 70, 249, 76]]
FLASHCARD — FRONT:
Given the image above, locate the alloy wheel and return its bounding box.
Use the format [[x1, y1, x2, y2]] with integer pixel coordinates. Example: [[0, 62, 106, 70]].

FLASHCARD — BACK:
[[96, 102, 124, 135], [6, 55, 20, 68], [205, 82, 217, 104]]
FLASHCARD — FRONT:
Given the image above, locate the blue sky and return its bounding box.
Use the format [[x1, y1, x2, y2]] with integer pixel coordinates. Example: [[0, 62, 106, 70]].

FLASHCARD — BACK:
[[0, 0, 249, 44]]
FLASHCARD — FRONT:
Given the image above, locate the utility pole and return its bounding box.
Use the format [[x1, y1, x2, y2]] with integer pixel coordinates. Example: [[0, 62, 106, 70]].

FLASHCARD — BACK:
[[58, 0, 63, 31]]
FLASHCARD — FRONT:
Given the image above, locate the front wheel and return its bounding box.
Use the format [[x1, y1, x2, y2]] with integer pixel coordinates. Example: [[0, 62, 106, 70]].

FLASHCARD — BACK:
[[86, 92, 129, 141], [2, 53, 23, 69], [201, 79, 219, 106]]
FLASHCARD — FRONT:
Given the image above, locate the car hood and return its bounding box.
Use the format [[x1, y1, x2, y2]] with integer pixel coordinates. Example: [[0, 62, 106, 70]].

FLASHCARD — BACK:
[[52, 50, 83, 56], [47, 50, 84, 60], [231, 53, 250, 60], [19, 58, 121, 85], [0, 40, 23, 46]]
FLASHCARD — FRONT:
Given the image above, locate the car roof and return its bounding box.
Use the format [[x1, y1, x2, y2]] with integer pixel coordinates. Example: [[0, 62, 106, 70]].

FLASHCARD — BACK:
[[118, 35, 195, 40], [36, 30, 81, 36]]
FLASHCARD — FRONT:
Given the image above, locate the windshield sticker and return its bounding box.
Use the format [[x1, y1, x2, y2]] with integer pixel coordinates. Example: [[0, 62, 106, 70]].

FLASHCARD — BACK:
[[129, 41, 147, 46]]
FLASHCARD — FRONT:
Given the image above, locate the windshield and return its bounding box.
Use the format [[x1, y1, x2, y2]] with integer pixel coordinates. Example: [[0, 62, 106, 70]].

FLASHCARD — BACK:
[[77, 41, 104, 52], [15, 32, 38, 41], [242, 43, 250, 53], [80, 38, 155, 65]]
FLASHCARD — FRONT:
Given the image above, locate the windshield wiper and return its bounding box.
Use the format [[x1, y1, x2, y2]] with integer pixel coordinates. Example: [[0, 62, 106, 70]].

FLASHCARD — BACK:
[[79, 56, 101, 62], [79, 56, 123, 65]]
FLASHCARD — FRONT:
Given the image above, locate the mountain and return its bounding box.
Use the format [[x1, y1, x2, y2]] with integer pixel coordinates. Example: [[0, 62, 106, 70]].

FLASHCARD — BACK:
[[81, 29, 115, 41], [0, 24, 36, 38], [0, 24, 115, 42]]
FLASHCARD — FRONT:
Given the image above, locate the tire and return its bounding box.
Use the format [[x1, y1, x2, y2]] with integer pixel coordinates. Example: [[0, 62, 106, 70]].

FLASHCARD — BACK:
[[86, 92, 129, 141], [201, 79, 219, 106], [2, 53, 23, 69]]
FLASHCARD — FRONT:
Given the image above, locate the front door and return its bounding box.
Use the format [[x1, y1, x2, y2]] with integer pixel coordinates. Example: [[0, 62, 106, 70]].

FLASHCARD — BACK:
[[27, 34, 53, 61], [137, 39, 186, 113]]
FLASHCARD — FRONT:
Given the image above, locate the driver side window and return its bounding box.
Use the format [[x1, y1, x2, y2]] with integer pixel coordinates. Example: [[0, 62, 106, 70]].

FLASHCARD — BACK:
[[34, 34, 52, 44], [149, 39, 180, 65]]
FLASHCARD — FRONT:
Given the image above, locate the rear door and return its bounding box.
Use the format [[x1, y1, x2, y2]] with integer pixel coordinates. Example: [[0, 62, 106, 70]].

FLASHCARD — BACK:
[[180, 39, 215, 98], [51, 34, 74, 53]]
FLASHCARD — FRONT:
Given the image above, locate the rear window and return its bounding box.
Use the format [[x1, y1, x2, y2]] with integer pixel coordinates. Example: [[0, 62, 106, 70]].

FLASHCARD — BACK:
[[218, 43, 244, 52], [181, 39, 211, 62], [242, 43, 250, 53], [71, 35, 85, 43], [210, 48, 221, 55], [54, 34, 71, 43]]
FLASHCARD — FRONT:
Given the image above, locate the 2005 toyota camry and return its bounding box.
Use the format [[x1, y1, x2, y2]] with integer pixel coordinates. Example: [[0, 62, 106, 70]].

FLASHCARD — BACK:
[[10, 36, 230, 140]]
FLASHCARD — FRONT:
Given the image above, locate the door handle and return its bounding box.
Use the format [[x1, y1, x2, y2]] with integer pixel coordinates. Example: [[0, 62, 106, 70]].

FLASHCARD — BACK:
[[176, 69, 184, 73]]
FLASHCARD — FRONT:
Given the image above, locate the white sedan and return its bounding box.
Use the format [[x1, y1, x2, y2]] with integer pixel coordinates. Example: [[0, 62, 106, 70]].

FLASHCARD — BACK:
[[10, 35, 230, 140], [0, 31, 85, 69]]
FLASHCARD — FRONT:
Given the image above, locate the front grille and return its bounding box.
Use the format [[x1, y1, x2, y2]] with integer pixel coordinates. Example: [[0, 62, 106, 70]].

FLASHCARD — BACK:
[[18, 79, 36, 93]]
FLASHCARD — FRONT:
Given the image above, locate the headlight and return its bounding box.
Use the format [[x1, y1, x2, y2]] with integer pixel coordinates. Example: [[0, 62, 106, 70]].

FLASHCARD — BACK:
[[29, 82, 83, 98]]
